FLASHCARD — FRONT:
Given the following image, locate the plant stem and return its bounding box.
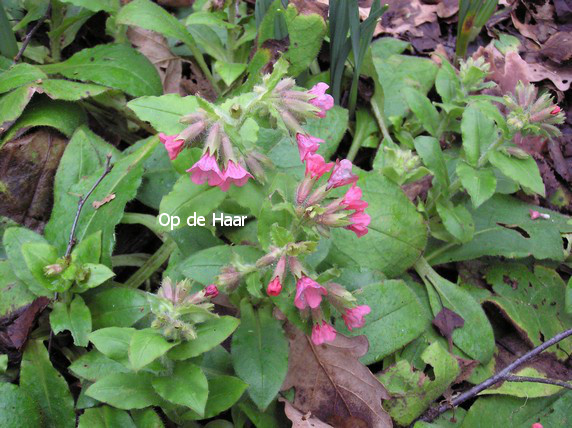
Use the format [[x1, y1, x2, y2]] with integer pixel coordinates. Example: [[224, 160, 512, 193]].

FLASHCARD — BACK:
[[347, 122, 364, 162], [371, 94, 393, 145], [227, 0, 238, 63], [504, 375, 572, 391], [124, 239, 177, 289], [14, 3, 51, 62]]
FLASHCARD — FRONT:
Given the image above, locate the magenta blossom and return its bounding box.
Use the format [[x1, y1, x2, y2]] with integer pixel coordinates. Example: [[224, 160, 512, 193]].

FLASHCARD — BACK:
[[305, 153, 333, 179], [327, 159, 358, 189], [551, 106, 561, 115], [187, 151, 224, 186], [296, 133, 323, 161], [159, 133, 185, 160], [204, 284, 219, 298], [218, 161, 253, 192], [267, 277, 282, 296], [311, 321, 337, 345], [308, 83, 334, 118], [295, 276, 327, 309], [341, 185, 368, 211], [345, 211, 370, 237], [342, 305, 371, 331]]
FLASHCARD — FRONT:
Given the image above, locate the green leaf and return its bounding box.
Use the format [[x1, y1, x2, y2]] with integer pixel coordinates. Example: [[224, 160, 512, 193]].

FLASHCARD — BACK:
[[436, 201, 475, 243], [336, 280, 429, 365], [46, 135, 155, 265], [2, 227, 50, 296], [86, 372, 161, 410], [78, 406, 136, 428], [566, 277, 572, 315], [129, 328, 178, 370], [456, 162, 497, 208], [72, 231, 102, 264], [1, 98, 86, 145], [231, 301, 288, 411], [183, 375, 248, 420], [488, 150, 545, 196], [169, 316, 240, 360], [404, 88, 440, 137], [461, 105, 497, 167], [427, 195, 572, 264], [435, 60, 460, 104], [214, 62, 247, 86], [32, 79, 109, 101], [484, 263, 572, 360], [89, 327, 135, 363], [304, 105, 349, 159], [414, 136, 449, 190], [40, 44, 162, 97], [158, 175, 227, 232], [480, 367, 565, 397], [0, 86, 35, 133], [0, 383, 42, 428], [152, 362, 208, 415], [379, 342, 460, 425], [328, 172, 427, 277], [0, 63, 46, 93], [0, 260, 36, 317], [87, 287, 150, 329], [59, 0, 119, 13], [20, 340, 75, 428], [78, 263, 115, 290], [127, 94, 198, 135], [131, 408, 164, 428], [21, 242, 59, 292], [50, 295, 92, 346], [69, 350, 130, 381], [116, 0, 195, 49]]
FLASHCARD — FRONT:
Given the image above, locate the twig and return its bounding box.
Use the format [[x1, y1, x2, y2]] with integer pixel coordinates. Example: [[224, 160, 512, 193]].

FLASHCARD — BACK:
[[65, 153, 113, 257], [504, 375, 572, 391], [417, 327, 572, 423], [14, 3, 51, 63]]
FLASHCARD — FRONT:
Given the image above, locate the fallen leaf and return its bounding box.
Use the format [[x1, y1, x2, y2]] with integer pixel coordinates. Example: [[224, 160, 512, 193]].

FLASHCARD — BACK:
[[281, 398, 334, 428], [181, 60, 218, 101], [92, 193, 116, 209], [281, 325, 392, 428], [432, 307, 465, 352], [365, 0, 439, 38], [0, 297, 50, 353], [540, 32, 572, 63]]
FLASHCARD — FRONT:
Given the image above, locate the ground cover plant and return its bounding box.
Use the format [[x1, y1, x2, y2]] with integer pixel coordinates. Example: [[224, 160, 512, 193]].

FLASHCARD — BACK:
[[1, 0, 572, 427]]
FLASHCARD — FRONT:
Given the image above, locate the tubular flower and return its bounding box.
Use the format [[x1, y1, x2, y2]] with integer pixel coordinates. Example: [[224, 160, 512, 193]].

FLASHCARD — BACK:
[[551, 106, 561, 115], [308, 83, 334, 118], [204, 284, 219, 298], [296, 133, 323, 161], [159, 133, 185, 160], [345, 211, 371, 237], [342, 305, 371, 331], [305, 153, 334, 179], [295, 276, 327, 309], [311, 321, 337, 345], [218, 160, 254, 191], [341, 185, 368, 211], [267, 277, 282, 296], [327, 159, 359, 189], [187, 150, 224, 186]]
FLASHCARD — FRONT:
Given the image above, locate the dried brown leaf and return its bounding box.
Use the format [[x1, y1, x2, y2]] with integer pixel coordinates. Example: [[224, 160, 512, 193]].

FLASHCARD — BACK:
[[92, 193, 116, 209], [540, 32, 572, 64], [281, 398, 334, 428], [432, 307, 465, 352], [0, 297, 50, 352], [281, 325, 392, 428]]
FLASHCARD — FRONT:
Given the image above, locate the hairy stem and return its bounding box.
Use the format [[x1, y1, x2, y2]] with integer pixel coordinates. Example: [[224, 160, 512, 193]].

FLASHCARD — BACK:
[[124, 239, 177, 289]]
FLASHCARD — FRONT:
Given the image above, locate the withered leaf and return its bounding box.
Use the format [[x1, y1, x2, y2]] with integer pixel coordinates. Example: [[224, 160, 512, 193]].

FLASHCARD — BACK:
[[281, 325, 392, 428], [92, 193, 116, 209], [432, 307, 465, 352], [540, 32, 572, 64], [0, 297, 50, 352], [281, 398, 334, 428]]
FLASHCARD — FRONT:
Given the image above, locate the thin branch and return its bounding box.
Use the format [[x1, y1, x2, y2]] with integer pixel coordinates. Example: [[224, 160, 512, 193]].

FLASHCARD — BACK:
[[504, 375, 572, 391], [14, 4, 51, 63], [64, 154, 113, 258], [417, 327, 572, 423]]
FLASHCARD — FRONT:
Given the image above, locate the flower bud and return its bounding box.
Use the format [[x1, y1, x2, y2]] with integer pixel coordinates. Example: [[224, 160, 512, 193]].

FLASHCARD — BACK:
[[217, 265, 241, 290], [44, 263, 64, 276], [288, 256, 304, 279], [179, 121, 206, 142], [204, 284, 219, 298]]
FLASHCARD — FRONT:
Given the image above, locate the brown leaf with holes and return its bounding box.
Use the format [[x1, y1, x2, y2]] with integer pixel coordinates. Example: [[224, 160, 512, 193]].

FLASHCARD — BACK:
[[361, 0, 439, 38], [432, 307, 465, 352], [281, 398, 334, 428], [92, 193, 116, 209], [281, 325, 392, 428], [0, 297, 50, 353], [540, 32, 572, 64], [0, 129, 67, 231]]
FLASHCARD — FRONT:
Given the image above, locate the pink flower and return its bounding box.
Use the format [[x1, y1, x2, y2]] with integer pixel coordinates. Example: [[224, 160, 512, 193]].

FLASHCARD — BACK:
[[342, 305, 371, 331], [295, 276, 327, 309], [531, 424, 543, 428], [267, 277, 282, 296], [305, 153, 333, 179], [550, 106, 561, 115], [159, 133, 185, 160], [311, 321, 337, 345], [296, 133, 323, 161], [529, 209, 550, 220], [345, 211, 370, 237], [327, 159, 358, 189], [187, 151, 224, 186], [204, 284, 218, 298], [218, 161, 254, 192], [308, 83, 334, 118], [341, 185, 368, 211]]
